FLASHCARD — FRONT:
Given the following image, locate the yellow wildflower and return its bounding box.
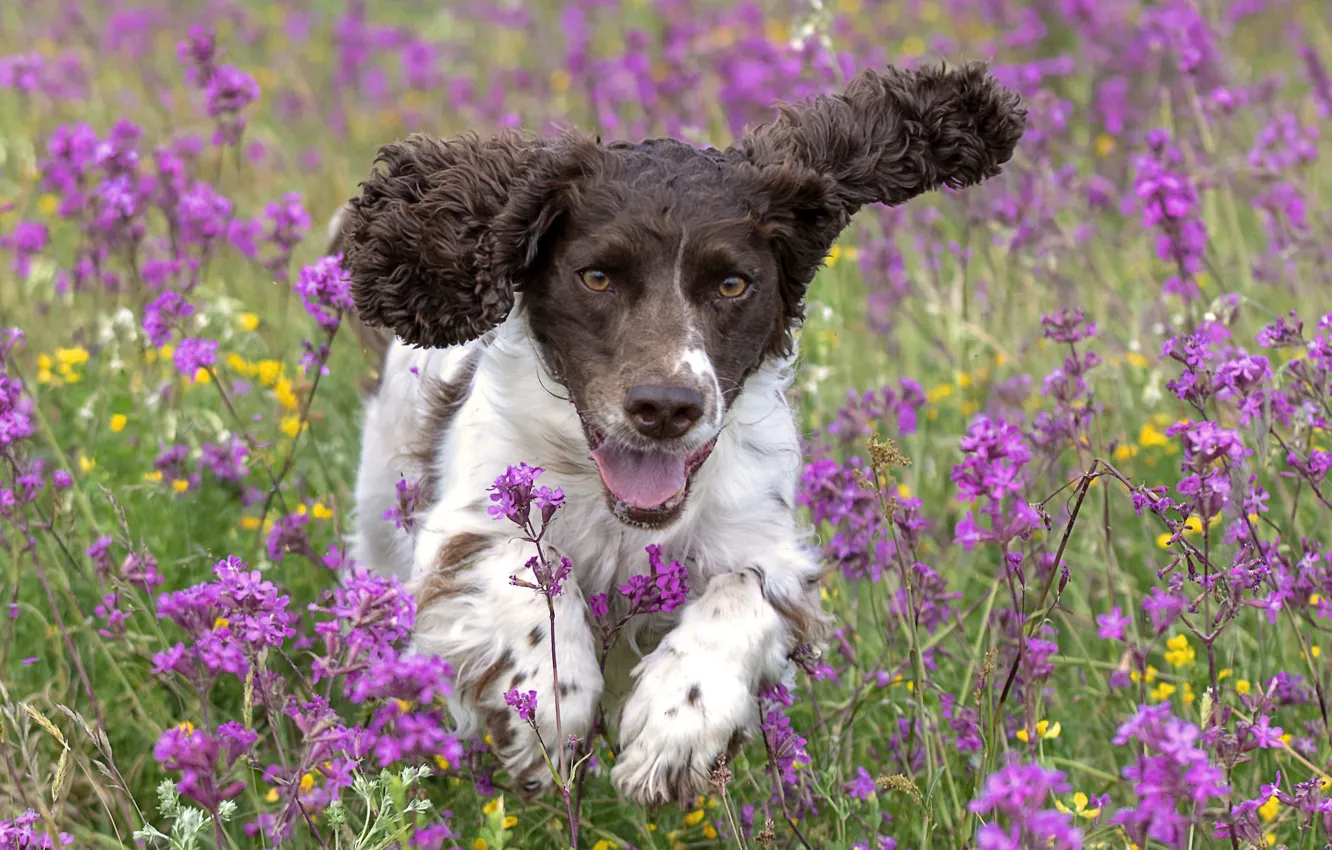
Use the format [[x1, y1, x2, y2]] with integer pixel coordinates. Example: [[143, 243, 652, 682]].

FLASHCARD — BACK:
[[192, 367, 211, 384], [299, 773, 315, 794], [214, 617, 230, 630], [899, 33, 926, 57], [926, 383, 955, 404], [255, 359, 283, 387], [1311, 645, 1321, 659], [226, 353, 252, 375], [395, 699, 412, 713], [684, 809, 705, 826], [482, 798, 501, 816], [473, 841, 488, 850], [1114, 444, 1139, 461], [1164, 634, 1195, 668], [237, 312, 260, 332], [240, 516, 261, 531], [265, 788, 279, 803], [1257, 795, 1278, 822], [78, 455, 95, 474], [1125, 352, 1150, 368], [1130, 665, 1159, 684], [1236, 679, 1251, 695], [1055, 792, 1102, 820], [38, 194, 59, 215], [36, 353, 54, 384], [592, 841, 617, 850], [311, 502, 333, 520], [502, 816, 517, 829], [177, 721, 195, 734], [1139, 423, 1169, 448], [1016, 719, 1061, 742], [434, 755, 451, 771], [1149, 682, 1176, 702], [1218, 668, 1232, 680], [1310, 593, 1322, 605], [172, 479, 190, 493], [280, 415, 304, 438], [110, 414, 128, 432], [144, 470, 163, 483], [56, 347, 88, 368], [275, 377, 299, 410], [896, 483, 912, 499], [1095, 134, 1116, 157], [1320, 776, 1330, 791], [703, 823, 718, 839]]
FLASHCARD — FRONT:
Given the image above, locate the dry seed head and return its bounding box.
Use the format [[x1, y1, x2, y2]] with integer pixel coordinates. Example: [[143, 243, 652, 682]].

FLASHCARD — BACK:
[[868, 434, 910, 474], [876, 773, 924, 804]]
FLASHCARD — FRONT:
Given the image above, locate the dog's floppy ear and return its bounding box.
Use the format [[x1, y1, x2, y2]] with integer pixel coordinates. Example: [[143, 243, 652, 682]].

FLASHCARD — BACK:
[[729, 61, 1027, 332], [339, 130, 552, 349]]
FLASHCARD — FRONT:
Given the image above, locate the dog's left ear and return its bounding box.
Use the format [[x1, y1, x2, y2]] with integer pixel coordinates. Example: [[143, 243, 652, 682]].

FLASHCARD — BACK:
[[728, 61, 1027, 340]]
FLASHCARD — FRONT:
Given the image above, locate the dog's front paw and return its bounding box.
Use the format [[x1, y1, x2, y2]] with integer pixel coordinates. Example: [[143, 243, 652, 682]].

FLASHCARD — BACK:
[[610, 649, 757, 807]]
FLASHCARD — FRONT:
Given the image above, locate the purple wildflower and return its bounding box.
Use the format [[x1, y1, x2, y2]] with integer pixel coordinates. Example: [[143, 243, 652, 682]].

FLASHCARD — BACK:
[[504, 688, 538, 724], [293, 254, 353, 330]]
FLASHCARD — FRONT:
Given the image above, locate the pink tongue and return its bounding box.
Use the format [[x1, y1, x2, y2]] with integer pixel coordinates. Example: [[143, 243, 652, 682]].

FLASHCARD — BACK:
[[590, 443, 687, 509]]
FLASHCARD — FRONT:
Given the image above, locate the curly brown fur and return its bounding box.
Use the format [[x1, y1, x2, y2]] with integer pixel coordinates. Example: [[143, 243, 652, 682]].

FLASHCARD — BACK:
[[338, 130, 554, 349], [729, 60, 1028, 348]]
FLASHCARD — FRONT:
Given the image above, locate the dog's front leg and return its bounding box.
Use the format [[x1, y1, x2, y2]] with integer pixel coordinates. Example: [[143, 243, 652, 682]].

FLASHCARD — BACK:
[[411, 535, 604, 797], [610, 543, 828, 807]]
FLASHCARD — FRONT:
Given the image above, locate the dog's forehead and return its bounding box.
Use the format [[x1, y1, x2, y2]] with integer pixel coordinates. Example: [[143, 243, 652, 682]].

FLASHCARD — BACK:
[[561, 143, 758, 249]]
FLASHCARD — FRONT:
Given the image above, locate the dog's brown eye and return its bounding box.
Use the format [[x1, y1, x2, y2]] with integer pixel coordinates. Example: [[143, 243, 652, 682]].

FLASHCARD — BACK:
[[718, 276, 748, 298], [580, 269, 612, 292]]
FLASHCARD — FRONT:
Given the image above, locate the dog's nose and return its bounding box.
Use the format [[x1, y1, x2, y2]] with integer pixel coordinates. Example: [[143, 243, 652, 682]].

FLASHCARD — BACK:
[[624, 384, 705, 440]]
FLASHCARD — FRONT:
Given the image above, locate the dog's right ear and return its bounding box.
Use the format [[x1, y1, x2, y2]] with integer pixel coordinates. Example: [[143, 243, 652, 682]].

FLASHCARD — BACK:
[[339, 130, 548, 349]]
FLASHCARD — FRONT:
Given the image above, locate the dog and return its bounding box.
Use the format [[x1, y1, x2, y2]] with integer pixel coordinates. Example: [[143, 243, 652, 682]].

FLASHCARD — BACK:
[[331, 61, 1026, 807]]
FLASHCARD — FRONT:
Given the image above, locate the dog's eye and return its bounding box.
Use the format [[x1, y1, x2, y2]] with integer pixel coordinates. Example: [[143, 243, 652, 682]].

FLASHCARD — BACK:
[[718, 276, 748, 298], [580, 269, 612, 292]]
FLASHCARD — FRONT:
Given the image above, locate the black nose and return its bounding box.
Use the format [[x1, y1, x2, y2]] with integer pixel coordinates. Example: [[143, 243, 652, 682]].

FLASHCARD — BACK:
[[624, 384, 705, 440]]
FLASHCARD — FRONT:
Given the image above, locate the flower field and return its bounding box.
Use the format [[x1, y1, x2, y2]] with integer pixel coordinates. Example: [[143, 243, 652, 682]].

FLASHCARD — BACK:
[[2, 0, 1331, 848]]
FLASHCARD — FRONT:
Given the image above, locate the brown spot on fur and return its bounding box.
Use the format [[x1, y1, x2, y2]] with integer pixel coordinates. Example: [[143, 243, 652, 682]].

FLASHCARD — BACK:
[[528, 625, 544, 647], [725, 727, 747, 759], [471, 649, 514, 705], [406, 345, 487, 510], [482, 707, 516, 754], [417, 532, 494, 610], [686, 684, 701, 706], [509, 671, 527, 689]]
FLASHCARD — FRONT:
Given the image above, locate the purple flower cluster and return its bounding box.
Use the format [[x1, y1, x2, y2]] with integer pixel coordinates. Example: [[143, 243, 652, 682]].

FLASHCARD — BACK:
[[293, 254, 354, 330], [1133, 129, 1208, 301], [488, 462, 565, 527], [952, 415, 1039, 551], [504, 688, 538, 724], [616, 544, 689, 614], [1112, 704, 1228, 848], [153, 721, 256, 811], [152, 555, 296, 681], [968, 762, 1083, 850], [0, 810, 74, 848], [0, 330, 35, 457]]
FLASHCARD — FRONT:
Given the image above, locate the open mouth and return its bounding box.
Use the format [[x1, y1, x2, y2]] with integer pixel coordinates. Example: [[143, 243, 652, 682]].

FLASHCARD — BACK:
[[579, 415, 717, 527]]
